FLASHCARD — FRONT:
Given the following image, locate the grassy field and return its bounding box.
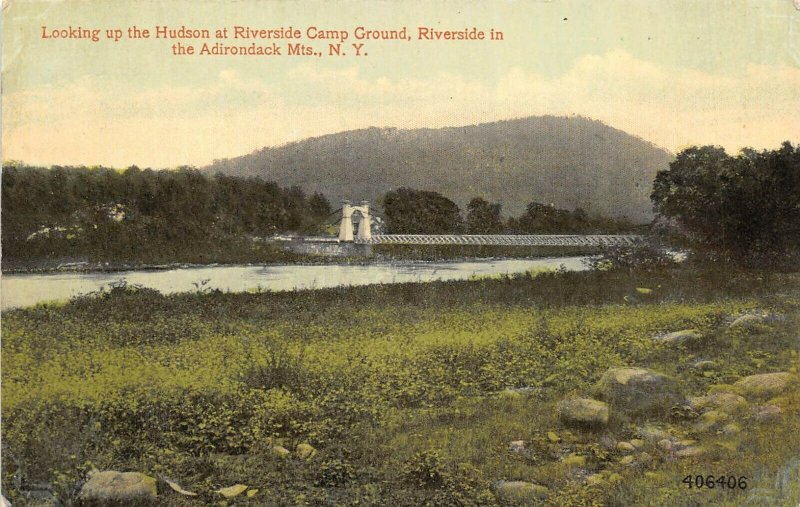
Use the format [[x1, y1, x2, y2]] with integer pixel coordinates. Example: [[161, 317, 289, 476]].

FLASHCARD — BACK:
[[2, 267, 799, 506]]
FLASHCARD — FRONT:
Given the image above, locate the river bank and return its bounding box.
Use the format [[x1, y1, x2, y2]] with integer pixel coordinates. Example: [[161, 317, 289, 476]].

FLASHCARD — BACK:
[[2, 266, 799, 505], [1, 243, 603, 274]]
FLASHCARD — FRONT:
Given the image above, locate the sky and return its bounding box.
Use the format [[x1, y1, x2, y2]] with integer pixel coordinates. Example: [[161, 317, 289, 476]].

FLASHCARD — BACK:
[[2, 0, 800, 168]]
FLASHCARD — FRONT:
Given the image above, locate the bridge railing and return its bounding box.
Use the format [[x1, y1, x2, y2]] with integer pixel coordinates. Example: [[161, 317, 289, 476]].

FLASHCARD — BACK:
[[356, 234, 645, 246]]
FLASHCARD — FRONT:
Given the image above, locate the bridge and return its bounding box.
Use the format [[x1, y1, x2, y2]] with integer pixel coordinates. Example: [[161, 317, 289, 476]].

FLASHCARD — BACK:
[[336, 200, 644, 247], [357, 234, 643, 246]]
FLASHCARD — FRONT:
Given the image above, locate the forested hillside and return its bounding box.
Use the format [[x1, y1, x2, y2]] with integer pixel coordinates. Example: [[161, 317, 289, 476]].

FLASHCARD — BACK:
[[206, 116, 673, 222]]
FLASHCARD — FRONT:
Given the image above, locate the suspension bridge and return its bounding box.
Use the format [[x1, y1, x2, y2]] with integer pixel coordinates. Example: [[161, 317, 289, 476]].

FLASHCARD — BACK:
[[336, 200, 644, 247]]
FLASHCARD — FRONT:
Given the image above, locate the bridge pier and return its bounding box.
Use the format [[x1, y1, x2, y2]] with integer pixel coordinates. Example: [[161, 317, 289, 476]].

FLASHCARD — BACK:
[[338, 200, 372, 242]]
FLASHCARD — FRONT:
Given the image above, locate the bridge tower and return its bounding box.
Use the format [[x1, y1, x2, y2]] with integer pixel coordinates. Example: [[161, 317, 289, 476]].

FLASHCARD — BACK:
[[338, 200, 372, 242], [338, 200, 354, 242], [356, 200, 372, 241]]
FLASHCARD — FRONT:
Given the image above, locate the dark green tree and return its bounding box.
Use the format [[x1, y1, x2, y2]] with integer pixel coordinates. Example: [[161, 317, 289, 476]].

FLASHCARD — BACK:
[[651, 142, 800, 264], [381, 188, 463, 234], [465, 197, 504, 234]]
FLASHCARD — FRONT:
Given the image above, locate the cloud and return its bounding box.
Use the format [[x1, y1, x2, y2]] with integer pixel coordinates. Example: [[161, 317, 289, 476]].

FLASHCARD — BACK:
[[3, 50, 799, 167]]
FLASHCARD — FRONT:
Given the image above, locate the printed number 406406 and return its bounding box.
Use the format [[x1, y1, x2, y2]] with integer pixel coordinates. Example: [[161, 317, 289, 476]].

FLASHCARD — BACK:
[[682, 475, 747, 489]]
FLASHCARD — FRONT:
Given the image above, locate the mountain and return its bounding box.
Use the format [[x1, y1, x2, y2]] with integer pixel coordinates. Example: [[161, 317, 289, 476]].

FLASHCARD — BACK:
[[204, 116, 674, 222]]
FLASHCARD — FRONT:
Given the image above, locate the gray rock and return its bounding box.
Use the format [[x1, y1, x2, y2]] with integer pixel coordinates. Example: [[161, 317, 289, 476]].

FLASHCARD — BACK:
[[734, 372, 797, 399], [79, 471, 157, 502], [675, 446, 705, 458], [493, 481, 549, 505], [728, 314, 769, 331], [509, 440, 526, 453], [595, 367, 683, 415], [688, 392, 748, 414], [558, 398, 610, 428], [656, 329, 702, 346]]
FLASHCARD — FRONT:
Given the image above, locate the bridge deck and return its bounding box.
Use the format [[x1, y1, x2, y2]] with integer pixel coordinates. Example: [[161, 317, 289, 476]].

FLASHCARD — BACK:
[[358, 234, 644, 246]]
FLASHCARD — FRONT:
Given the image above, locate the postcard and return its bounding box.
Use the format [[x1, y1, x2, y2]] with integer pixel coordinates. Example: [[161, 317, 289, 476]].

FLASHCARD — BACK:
[[2, 0, 799, 505]]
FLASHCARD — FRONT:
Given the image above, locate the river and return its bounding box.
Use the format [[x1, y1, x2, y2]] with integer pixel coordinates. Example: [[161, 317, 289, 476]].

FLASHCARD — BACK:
[[0, 256, 590, 310]]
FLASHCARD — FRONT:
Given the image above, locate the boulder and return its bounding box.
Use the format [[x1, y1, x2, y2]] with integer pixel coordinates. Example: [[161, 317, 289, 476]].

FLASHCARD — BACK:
[[675, 446, 705, 458], [694, 409, 731, 432], [616, 441, 635, 453], [493, 481, 549, 505], [79, 471, 157, 502], [656, 329, 702, 346], [688, 392, 748, 414], [594, 367, 683, 415], [734, 372, 797, 399], [638, 424, 672, 442], [728, 314, 770, 332], [271, 445, 291, 458], [629, 439, 646, 449], [558, 398, 609, 428]]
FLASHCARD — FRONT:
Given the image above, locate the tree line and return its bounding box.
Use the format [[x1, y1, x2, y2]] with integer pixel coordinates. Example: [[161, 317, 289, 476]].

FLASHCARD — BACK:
[[380, 188, 635, 235], [1, 164, 331, 263]]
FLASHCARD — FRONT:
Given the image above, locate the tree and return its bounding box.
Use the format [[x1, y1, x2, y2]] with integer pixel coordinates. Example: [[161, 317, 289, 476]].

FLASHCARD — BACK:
[[651, 142, 800, 264], [465, 197, 504, 234], [381, 188, 463, 234]]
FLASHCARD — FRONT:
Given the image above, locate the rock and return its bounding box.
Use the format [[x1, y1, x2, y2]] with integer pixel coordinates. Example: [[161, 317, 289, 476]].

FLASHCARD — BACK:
[[751, 404, 783, 422], [629, 439, 646, 450], [638, 424, 672, 443], [217, 484, 248, 498], [295, 443, 317, 460], [616, 441, 635, 453], [79, 471, 157, 502], [493, 481, 549, 505], [619, 455, 635, 465], [728, 314, 769, 331], [675, 446, 705, 458], [595, 367, 683, 415], [546, 431, 561, 443], [656, 329, 702, 346], [734, 373, 797, 399], [509, 440, 526, 453], [657, 439, 673, 451], [271, 445, 291, 458], [694, 409, 731, 432], [558, 398, 609, 428], [688, 392, 748, 414]]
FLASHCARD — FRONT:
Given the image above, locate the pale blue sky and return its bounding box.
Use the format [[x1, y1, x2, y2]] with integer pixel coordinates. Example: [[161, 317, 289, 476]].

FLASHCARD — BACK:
[[3, 0, 799, 167]]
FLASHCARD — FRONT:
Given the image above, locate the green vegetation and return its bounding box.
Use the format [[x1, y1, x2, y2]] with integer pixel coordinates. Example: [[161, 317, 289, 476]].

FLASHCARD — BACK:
[[3, 267, 799, 505], [651, 142, 800, 266], [1, 164, 332, 269], [381, 188, 635, 235]]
